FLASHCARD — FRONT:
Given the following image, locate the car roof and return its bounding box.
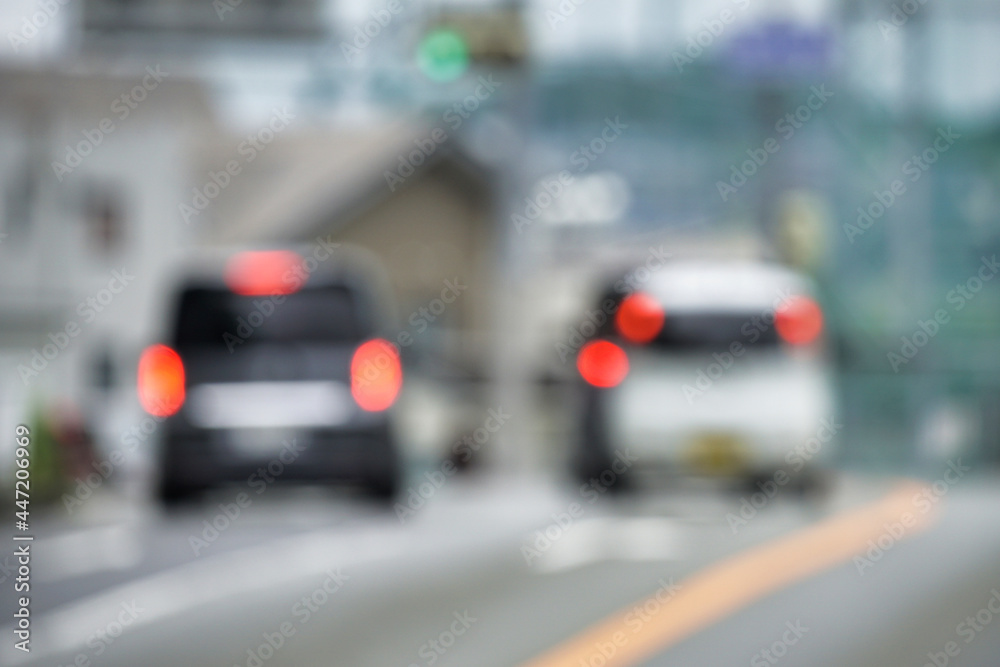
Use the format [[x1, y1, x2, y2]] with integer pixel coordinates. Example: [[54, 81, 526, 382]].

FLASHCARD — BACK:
[[159, 244, 399, 336]]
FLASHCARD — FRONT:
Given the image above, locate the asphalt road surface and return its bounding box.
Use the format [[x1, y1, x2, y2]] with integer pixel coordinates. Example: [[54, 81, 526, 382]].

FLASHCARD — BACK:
[[4, 468, 1000, 667]]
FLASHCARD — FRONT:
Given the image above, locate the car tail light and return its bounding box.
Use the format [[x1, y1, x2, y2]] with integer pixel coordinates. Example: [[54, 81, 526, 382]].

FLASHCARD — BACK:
[[615, 292, 665, 344], [775, 296, 824, 346], [138, 345, 186, 417], [577, 340, 629, 388], [351, 339, 403, 411], [224, 250, 304, 296]]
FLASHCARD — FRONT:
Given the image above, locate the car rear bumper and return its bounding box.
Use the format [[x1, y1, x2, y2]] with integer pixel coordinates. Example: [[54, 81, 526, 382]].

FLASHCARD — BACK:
[[606, 426, 835, 475], [160, 422, 398, 489], [579, 383, 837, 477]]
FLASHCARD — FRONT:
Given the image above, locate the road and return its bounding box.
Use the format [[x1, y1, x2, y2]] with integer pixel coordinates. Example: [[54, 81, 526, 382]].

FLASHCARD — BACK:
[[3, 468, 1000, 667]]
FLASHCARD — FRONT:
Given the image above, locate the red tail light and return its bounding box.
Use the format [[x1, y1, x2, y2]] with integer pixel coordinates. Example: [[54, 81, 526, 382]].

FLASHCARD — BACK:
[[351, 339, 403, 411], [577, 340, 629, 388], [776, 296, 824, 346], [138, 345, 186, 417], [615, 292, 665, 344], [225, 251, 304, 296]]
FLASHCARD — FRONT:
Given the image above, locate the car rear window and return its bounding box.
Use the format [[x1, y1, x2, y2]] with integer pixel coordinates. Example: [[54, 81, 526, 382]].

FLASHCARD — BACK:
[[651, 311, 779, 350], [172, 285, 369, 348]]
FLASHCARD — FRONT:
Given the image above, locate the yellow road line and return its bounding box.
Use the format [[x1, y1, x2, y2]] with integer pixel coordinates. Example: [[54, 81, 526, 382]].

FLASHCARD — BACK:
[[519, 481, 936, 667]]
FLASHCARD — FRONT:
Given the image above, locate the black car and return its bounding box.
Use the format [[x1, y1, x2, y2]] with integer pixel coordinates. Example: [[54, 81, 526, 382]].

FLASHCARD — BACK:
[[139, 249, 402, 503]]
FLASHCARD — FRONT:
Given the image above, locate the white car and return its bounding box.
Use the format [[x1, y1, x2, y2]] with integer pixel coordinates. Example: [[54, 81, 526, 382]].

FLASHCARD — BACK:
[[572, 260, 836, 491]]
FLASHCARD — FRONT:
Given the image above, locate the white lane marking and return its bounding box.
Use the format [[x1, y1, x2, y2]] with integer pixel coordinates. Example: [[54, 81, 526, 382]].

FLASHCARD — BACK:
[[0, 524, 426, 665], [534, 517, 686, 574], [0, 481, 571, 666], [35, 524, 143, 584]]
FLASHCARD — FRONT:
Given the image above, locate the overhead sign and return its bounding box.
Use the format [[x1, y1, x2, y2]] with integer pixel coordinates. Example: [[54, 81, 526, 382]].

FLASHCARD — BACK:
[[724, 22, 833, 78]]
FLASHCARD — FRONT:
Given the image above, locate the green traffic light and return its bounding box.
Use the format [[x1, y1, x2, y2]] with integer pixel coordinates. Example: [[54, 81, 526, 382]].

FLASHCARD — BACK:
[[417, 28, 469, 82]]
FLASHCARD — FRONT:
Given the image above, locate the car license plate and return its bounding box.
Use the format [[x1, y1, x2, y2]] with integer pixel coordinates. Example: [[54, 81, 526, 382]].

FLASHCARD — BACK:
[[684, 433, 748, 475], [225, 428, 301, 460]]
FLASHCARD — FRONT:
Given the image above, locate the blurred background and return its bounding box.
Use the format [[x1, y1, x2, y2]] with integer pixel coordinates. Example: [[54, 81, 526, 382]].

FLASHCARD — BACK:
[[2, 0, 1000, 665], [3, 0, 1000, 483]]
